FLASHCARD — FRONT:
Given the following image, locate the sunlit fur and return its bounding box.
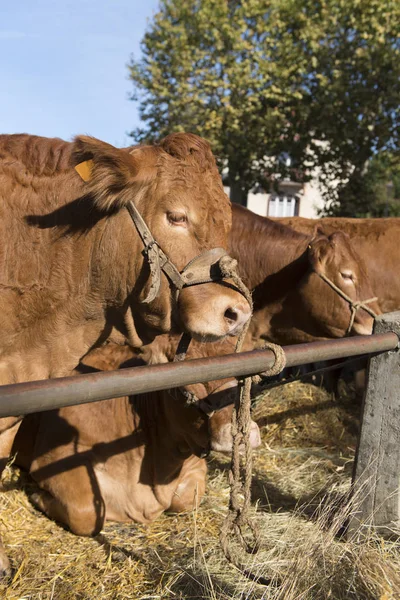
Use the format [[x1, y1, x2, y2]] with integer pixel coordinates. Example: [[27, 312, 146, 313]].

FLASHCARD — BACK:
[[0, 133, 249, 387]]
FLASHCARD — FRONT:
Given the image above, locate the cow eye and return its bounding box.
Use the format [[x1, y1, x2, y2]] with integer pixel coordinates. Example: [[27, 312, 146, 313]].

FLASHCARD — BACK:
[[167, 211, 188, 227], [340, 270, 354, 283]]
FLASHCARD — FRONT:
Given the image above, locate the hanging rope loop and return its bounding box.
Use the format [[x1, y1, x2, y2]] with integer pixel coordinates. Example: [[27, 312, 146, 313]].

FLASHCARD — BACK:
[[251, 343, 287, 385], [220, 320, 286, 583]]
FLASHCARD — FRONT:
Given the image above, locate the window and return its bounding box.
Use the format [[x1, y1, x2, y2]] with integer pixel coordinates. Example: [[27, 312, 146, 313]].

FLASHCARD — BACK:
[[267, 194, 299, 217]]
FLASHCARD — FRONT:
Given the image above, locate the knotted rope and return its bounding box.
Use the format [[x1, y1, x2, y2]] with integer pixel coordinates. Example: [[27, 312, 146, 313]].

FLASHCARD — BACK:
[[219, 339, 286, 584], [217, 257, 286, 583], [317, 272, 378, 334], [172, 255, 286, 583], [218, 255, 253, 310]]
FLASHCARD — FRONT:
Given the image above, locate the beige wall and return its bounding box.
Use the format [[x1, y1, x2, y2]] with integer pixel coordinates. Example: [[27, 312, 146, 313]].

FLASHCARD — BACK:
[[299, 181, 325, 218], [224, 182, 324, 218]]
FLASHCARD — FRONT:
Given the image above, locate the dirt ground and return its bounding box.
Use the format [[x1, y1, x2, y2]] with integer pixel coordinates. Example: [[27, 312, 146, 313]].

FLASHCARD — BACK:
[[0, 378, 399, 599]]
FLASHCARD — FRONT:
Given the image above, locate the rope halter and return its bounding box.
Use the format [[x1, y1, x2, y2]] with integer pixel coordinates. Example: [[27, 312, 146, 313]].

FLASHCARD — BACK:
[[316, 271, 378, 335]]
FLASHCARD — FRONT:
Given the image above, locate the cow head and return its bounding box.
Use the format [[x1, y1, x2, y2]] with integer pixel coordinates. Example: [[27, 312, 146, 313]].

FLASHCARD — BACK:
[[303, 231, 381, 337], [72, 133, 251, 345], [141, 336, 261, 457]]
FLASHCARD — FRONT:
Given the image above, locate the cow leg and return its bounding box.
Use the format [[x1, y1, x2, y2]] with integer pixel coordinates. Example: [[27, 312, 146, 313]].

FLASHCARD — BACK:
[[353, 367, 366, 396], [30, 460, 106, 537], [169, 458, 207, 513]]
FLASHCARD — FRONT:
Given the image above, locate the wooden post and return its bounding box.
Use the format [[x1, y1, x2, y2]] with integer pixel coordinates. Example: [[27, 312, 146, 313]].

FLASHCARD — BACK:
[[350, 311, 400, 538]]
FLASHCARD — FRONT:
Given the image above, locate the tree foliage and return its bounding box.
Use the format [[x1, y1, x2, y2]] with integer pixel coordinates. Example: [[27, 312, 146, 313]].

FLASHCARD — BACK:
[[128, 0, 400, 210], [322, 154, 400, 217]]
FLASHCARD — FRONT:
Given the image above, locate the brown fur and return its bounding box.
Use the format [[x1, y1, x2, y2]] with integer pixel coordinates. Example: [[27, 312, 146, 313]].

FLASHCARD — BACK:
[[230, 205, 381, 345], [8, 337, 260, 536], [0, 132, 252, 572], [0, 132, 250, 387], [277, 216, 400, 314]]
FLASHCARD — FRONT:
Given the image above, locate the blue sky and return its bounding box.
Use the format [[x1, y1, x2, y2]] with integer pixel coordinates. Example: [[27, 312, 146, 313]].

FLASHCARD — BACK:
[[0, 0, 160, 147]]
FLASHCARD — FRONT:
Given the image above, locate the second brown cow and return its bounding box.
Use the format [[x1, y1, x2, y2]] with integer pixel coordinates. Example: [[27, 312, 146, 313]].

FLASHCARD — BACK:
[[277, 216, 400, 314], [230, 205, 380, 347], [6, 338, 260, 536]]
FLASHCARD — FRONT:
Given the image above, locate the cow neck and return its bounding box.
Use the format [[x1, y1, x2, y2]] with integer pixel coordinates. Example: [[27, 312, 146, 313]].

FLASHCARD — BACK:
[[92, 209, 143, 306], [230, 210, 311, 293], [125, 392, 204, 514]]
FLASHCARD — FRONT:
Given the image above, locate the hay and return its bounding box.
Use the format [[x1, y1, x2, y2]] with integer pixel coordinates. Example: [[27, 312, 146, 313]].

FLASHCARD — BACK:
[[0, 380, 399, 599]]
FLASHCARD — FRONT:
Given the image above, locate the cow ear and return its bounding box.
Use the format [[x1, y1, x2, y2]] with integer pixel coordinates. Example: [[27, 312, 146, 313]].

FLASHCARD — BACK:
[[308, 236, 331, 272], [72, 136, 157, 212]]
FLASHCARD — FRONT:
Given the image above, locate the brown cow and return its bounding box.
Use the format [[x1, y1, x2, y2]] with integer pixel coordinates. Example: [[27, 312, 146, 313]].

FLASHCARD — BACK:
[[7, 338, 260, 537], [277, 216, 400, 314], [0, 133, 251, 385], [0, 133, 251, 574], [230, 205, 380, 347]]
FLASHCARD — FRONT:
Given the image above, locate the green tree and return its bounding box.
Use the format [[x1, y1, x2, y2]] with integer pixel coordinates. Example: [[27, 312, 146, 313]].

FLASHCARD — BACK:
[[322, 154, 400, 217], [129, 0, 400, 210], [294, 0, 400, 215], [128, 0, 313, 204]]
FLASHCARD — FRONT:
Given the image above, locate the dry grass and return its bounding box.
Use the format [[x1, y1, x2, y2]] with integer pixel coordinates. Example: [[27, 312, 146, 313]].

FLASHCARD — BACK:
[[0, 380, 399, 599]]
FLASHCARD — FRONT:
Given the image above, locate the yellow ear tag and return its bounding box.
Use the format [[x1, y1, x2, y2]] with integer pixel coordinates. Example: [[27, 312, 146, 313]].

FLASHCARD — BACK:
[[75, 159, 94, 182]]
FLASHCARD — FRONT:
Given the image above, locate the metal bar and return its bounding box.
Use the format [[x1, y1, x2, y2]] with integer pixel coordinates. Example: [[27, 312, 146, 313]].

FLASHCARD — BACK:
[[0, 332, 398, 417]]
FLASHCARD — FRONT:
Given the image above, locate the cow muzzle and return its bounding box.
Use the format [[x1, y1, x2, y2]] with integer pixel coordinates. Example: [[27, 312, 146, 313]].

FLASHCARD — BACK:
[[210, 419, 261, 454]]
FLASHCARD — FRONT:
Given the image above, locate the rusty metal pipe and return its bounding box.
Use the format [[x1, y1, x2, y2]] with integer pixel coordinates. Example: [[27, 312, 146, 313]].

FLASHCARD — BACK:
[[0, 332, 398, 417]]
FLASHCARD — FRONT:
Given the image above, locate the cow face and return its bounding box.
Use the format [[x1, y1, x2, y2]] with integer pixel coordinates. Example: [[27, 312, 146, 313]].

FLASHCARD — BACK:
[[143, 336, 260, 457], [72, 133, 251, 345], [304, 231, 381, 337], [167, 379, 261, 456]]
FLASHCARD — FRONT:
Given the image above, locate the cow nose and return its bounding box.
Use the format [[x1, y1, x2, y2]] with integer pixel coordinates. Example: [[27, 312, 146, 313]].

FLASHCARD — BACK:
[[352, 319, 374, 336], [177, 285, 252, 342], [249, 420, 261, 448], [224, 307, 239, 324], [224, 301, 252, 335]]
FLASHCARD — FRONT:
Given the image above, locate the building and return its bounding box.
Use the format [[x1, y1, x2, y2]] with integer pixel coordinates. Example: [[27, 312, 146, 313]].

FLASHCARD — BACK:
[[225, 178, 325, 218]]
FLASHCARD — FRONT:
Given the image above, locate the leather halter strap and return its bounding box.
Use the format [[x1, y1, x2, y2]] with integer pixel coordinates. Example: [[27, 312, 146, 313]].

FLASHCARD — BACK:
[[316, 271, 378, 334], [180, 380, 238, 417], [172, 335, 239, 416], [126, 201, 235, 304], [126, 199, 252, 416]]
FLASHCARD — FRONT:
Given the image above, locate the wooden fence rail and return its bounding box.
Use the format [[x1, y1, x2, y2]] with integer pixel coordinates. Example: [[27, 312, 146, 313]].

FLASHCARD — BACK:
[[350, 312, 400, 538]]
